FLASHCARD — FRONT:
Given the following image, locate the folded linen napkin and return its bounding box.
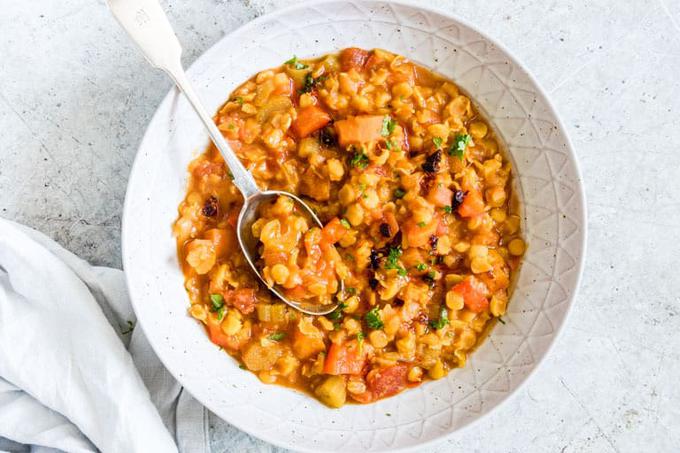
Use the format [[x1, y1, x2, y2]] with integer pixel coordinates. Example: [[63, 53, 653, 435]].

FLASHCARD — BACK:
[[0, 218, 209, 453]]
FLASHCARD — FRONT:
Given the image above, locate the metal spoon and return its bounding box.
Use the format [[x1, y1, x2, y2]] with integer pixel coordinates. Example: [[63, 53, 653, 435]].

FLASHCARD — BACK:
[[107, 0, 339, 315]]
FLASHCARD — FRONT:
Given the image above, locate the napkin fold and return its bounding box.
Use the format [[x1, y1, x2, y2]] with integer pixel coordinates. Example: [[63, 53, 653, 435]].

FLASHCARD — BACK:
[[0, 218, 209, 453]]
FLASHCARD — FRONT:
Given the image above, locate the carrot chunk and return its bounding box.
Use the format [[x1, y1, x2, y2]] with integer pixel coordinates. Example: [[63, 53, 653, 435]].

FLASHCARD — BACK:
[[292, 105, 331, 138], [457, 189, 485, 217], [323, 340, 366, 375], [340, 47, 369, 71], [335, 115, 385, 146], [452, 276, 489, 313]]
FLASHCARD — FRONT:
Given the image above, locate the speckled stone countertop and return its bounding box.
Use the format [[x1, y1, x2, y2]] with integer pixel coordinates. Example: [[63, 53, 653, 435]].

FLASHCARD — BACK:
[[1, 1, 679, 452]]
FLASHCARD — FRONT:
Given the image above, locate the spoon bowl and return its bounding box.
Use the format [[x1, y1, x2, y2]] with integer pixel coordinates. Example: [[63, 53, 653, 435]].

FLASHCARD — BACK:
[[237, 190, 339, 316]]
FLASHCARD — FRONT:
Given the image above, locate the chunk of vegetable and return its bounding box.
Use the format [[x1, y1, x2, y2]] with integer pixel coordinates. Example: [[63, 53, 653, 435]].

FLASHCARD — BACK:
[[335, 115, 385, 146], [323, 340, 366, 375], [203, 228, 235, 258], [292, 318, 326, 360], [367, 364, 409, 399], [241, 341, 283, 371], [314, 375, 347, 408], [224, 288, 257, 315], [292, 105, 331, 138], [185, 239, 216, 274], [321, 217, 348, 245], [339, 47, 369, 71], [427, 186, 454, 208], [457, 189, 485, 217], [452, 276, 489, 313]]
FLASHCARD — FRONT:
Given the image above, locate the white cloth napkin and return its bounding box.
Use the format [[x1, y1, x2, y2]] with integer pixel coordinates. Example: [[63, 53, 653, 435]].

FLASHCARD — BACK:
[[0, 218, 209, 453]]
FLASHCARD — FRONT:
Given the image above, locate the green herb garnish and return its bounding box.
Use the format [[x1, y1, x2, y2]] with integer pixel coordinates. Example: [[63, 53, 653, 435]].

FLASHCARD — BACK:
[[429, 306, 449, 330], [365, 307, 384, 329], [327, 302, 348, 321], [415, 263, 427, 271], [346, 287, 357, 296], [381, 116, 396, 137], [210, 294, 225, 311], [449, 134, 471, 158], [498, 317, 506, 325], [284, 55, 308, 70], [417, 221, 427, 227], [384, 246, 407, 276], [234, 96, 244, 105], [394, 188, 406, 199], [427, 270, 436, 279], [432, 137, 443, 149], [350, 151, 369, 169], [443, 205, 453, 214], [268, 332, 286, 341], [340, 218, 351, 229]]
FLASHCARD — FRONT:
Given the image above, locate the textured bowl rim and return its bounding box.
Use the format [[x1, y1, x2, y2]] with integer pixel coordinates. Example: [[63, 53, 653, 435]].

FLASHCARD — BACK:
[[121, 1, 587, 451]]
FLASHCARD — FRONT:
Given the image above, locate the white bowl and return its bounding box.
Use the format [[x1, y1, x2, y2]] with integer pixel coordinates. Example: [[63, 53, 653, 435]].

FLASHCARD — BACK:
[[122, 1, 587, 451]]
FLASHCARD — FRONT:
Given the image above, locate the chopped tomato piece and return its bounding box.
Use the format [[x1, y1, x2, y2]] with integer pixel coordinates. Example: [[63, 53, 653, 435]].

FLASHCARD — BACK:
[[457, 189, 485, 217], [340, 47, 369, 71], [323, 340, 366, 375], [292, 105, 331, 138], [367, 364, 409, 399], [335, 115, 385, 146], [404, 214, 439, 248], [321, 217, 347, 245], [224, 288, 257, 314], [428, 186, 453, 208], [453, 276, 489, 313]]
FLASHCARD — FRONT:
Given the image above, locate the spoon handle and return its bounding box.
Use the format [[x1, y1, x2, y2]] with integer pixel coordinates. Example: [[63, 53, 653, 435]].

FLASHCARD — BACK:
[[107, 0, 260, 199]]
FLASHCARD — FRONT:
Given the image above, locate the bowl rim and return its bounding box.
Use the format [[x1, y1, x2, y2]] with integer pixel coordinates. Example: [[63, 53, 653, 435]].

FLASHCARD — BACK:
[[121, 1, 587, 451]]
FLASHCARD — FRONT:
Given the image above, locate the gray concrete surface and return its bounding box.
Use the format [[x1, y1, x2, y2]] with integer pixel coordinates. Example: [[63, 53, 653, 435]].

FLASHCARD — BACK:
[[1, 0, 679, 451]]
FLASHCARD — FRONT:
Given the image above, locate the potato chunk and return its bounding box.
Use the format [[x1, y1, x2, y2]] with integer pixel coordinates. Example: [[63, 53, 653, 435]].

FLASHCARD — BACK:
[[242, 341, 283, 371], [314, 375, 347, 408]]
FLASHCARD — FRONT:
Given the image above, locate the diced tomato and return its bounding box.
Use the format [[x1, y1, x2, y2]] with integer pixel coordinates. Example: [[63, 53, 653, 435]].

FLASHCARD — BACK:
[[364, 52, 383, 71], [404, 214, 439, 248], [340, 47, 369, 71], [335, 115, 385, 146], [292, 105, 331, 138], [224, 288, 257, 315], [367, 364, 409, 399], [428, 186, 453, 208], [321, 217, 347, 245], [452, 276, 489, 313], [458, 189, 485, 217], [323, 340, 367, 375]]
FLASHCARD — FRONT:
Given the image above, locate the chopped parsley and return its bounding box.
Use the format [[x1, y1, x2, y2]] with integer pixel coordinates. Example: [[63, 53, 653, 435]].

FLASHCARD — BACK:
[[449, 134, 471, 158], [268, 332, 286, 341], [234, 96, 244, 105], [429, 306, 449, 330], [239, 364, 246, 370], [385, 140, 399, 151], [357, 331, 365, 353], [417, 221, 427, 227], [427, 270, 436, 279], [443, 205, 453, 214], [327, 302, 347, 321], [384, 246, 407, 276], [349, 150, 369, 169], [210, 294, 224, 311], [381, 116, 396, 137], [365, 307, 384, 329], [432, 136, 443, 149], [393, 188, 406, 199], [415, 263, 427, 271], [346, 287, 357, 296], [284, 55, 308, 70], [340, 218, 351, 229]]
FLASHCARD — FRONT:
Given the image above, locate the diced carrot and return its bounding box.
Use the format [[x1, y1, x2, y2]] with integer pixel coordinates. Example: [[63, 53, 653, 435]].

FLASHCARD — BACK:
[[292, 323, 326, 360], [367, 364, 409, 399], [321, 217, 347, 245], [458, 189, 485, 217], [224, 288, 257, 315], [403, 214, 439, 248], [428, 186, 453, 208], [323, 340, 366, 375], [292, 105, 331, 138], [340, 47, 369, 71], [335, 115, 385, 146], [452, 276, 489, 313]]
